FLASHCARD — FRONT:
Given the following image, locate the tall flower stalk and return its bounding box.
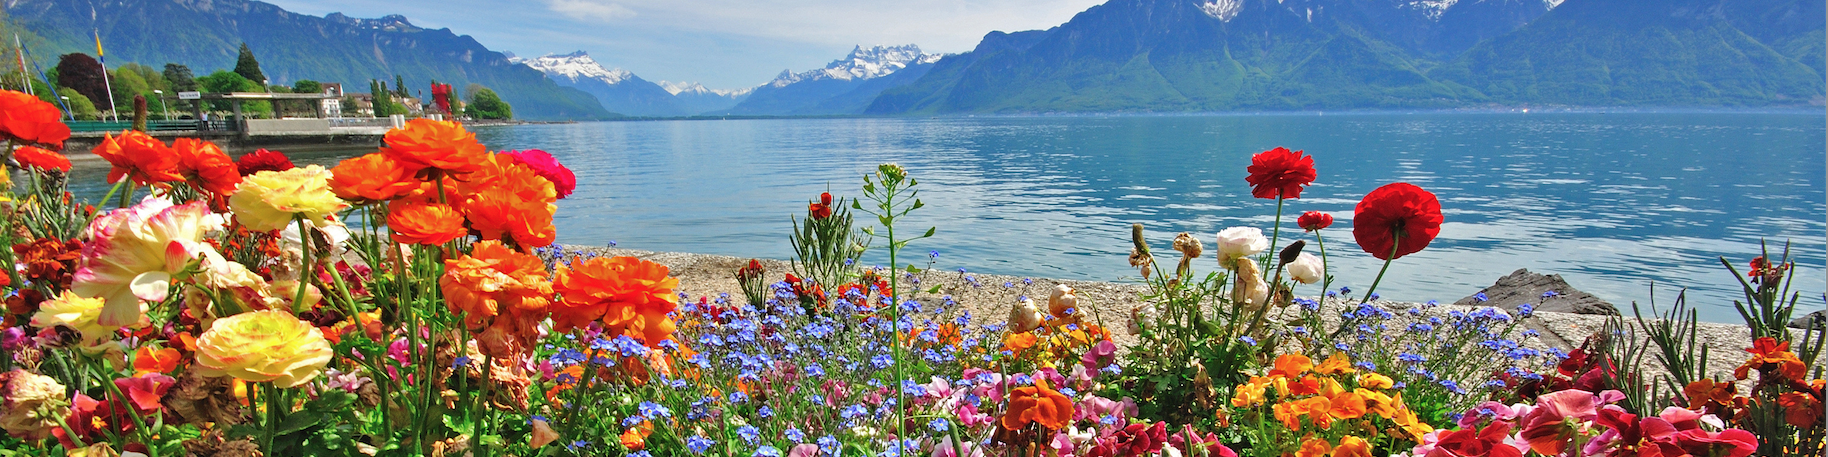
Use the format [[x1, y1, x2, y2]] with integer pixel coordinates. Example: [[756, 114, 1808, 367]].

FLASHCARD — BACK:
[[855, 164, 934, 451]]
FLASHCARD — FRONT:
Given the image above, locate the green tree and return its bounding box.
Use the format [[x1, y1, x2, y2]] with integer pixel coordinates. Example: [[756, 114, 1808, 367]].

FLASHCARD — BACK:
[[233, 42, 266, 85], [198, 70, 270, 116], [119, 63, 168, 92], [109, 67, 150, 107], [394, 75, 409, 98], [55, 87, 97, 120], [163, 63, 197, 92], [464, 84, 511, 119], [292, 79, 323, 94]]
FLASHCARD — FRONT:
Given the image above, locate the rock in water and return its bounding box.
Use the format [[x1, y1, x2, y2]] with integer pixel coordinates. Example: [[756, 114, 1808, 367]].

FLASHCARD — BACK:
[[1790, 310, 1826, 330], [1455, 269, 1618, 315]]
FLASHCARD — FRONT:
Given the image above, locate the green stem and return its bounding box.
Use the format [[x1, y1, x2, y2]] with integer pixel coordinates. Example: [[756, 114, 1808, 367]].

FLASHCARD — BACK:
[[1314, 231, 1331, 294], [1359, 238, 1402, 305], [293, 215, 313, 313], [49, 409, 86, 448], [885, 191, 906, 452], [262, 383, 282, 455], [1262, 194, 1284, 280], [97, 180, 126, 212], [118, 181, 136, 209]]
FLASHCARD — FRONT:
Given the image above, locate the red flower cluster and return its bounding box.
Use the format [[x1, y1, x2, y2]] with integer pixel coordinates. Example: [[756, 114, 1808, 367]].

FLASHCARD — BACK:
[[1352, 183, 1442, 260], [1245, 147, 1316, 199], [235, 148, 296, 176], [808, 192, 834, 219]]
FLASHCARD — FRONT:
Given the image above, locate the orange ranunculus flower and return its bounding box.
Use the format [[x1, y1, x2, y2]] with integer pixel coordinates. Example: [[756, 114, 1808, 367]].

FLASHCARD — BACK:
[[1294, 436, 1332, 457], [551, 256, 680, 346], [0, 89, 71, 150], [170, 138, 242, 196], [1314, 352, 1355, 375], [461, 158, 557, 248], [1736, 336, 1807, 381], [92, 130, 181, 185], [1334, 436, 1371, 457], [442, 241, 551, 357], [1269, 353, 1313, 379], [133, 347, 181, 375], [380, 119, 489, 175], [388, 200, 466, 245], [1001, 378, 1073, 431], [328, 153, 419, 202], [14, 146, 70, 172]]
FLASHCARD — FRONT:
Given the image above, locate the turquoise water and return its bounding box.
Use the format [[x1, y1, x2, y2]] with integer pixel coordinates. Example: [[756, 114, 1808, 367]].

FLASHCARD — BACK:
[[66, 113, 1828, 323]]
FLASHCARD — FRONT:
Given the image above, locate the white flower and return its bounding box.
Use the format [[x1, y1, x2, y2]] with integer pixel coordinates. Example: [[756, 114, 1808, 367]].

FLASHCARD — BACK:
[[1287, 252, 1324, 284], [1214, 227, 1268, 267]]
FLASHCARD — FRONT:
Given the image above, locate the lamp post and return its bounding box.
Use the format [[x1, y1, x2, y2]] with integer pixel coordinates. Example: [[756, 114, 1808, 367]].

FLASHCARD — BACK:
[[154, 89, 169, 121], [59, 96, 72, 121]]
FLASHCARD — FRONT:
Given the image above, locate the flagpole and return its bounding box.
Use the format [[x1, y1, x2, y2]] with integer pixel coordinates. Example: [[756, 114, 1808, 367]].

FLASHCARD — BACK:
[[94, 29, 119, 122], [14, 34, 28, 95]]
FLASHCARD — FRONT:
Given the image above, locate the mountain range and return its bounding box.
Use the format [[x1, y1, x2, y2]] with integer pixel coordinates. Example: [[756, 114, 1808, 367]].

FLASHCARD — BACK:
[[2, 0, 1820, 119], [2, 0, 613, 120], [868, 0, 1824, 113]]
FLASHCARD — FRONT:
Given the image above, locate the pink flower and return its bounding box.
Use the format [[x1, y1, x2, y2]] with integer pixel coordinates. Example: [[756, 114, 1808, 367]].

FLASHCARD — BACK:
[[1458, 401, 1520, 429], [787, 443, 821, 457], [955, 403, 995, 427], [72, 199, 224, 327], [1081, 340, 1117, 370], [1519, 389, 1601, 456], [501, 149, 577, 199]]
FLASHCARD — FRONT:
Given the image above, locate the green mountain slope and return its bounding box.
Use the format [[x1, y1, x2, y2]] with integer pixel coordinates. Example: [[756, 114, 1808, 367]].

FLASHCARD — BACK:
[[1430, 0, 1825, 106], [5, 0, 615, 120]]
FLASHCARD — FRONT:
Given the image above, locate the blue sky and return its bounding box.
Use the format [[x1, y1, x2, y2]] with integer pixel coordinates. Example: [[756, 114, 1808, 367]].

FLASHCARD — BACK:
[[261, 0, 1105, 90]]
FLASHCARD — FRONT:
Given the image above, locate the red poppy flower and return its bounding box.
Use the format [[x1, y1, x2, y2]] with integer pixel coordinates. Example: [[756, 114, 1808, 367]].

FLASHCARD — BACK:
[[236, 148, 296, 176], [1245, 147, 1316, 199], [0, 89, 71, 150], [808, 192, 834, 219], [171, 138, 243, 196], [1352, 183, 1441, 260], [91, 130, 182, 185], [1297, 211, 1333, 231]]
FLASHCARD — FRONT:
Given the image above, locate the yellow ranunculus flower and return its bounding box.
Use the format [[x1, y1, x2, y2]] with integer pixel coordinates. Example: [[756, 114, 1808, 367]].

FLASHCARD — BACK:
[[194, 310, 333, 387], [30, 291, 128, 348], [229, 165, 348, 231]]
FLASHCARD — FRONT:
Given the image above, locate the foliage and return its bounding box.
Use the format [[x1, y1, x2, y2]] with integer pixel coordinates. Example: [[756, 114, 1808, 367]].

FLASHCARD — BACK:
[[162, 63, 198, 92], [196, 70, 271, 116], [292, 79, 323, 95], [465, 85, 513, 120], [234, 42, 266, 84], [52, 53, 107, 112], [53, 87, 96, 119], [789, 191, 865, 292]]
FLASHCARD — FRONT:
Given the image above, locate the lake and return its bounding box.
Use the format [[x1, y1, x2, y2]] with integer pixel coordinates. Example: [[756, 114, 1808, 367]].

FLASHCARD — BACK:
[[64, 112, 1828, 323]]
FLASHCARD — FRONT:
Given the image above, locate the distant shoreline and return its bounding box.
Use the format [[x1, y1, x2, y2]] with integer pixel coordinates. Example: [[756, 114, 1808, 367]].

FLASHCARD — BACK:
[[576, 106, 1827, 123]]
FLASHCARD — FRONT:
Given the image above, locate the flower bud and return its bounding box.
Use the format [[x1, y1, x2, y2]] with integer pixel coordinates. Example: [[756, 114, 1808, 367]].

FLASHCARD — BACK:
[[1007, 297, 1043, 333], [1278, 240, 1306, 268], [1172, 232, 1203, 259], [1047, 284, 1079, 318], [1287, 253, 1324, 284]]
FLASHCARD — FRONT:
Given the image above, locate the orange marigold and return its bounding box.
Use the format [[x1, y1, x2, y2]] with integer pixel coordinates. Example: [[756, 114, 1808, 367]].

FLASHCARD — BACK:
[[14, 146, 71, 172], [171, 138, 243, 196], [1001, 378, 1073, 431], [380, 119, 489, 176], [551, 256, 680, 346], [461, 158, 557, 248], [92, 130, 181, 185], [388, 200, 467, 245], [441, 241, 552, 357], [328, 153, 419, 202]]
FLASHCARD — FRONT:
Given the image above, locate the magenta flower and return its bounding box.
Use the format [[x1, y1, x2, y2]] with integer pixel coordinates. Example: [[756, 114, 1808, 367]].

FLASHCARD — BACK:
[[1519, 389, 1601, 456]]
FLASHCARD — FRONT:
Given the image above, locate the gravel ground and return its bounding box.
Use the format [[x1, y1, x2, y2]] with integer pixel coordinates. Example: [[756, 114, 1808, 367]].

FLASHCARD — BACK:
[[559, 245, 1807, 392]]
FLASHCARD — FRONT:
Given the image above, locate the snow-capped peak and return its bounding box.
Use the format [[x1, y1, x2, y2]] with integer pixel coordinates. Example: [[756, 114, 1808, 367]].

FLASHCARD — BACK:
[[1405, 0, 1459, 20], [657, 81, 753, 98], [1200, 0, 1242, 22], [1543, 0, 1564, 8], [767, 44, 944, 87], [513, 51, 634, 84]]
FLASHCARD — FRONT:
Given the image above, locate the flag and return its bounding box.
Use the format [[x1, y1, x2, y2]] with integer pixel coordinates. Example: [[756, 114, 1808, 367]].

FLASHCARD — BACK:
[[93, 29, 104, 63]]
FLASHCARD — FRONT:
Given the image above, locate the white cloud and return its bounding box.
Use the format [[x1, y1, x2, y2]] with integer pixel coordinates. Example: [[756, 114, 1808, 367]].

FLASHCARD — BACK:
[[541, 0, 1106, 53], [548, 0, 637, 20]]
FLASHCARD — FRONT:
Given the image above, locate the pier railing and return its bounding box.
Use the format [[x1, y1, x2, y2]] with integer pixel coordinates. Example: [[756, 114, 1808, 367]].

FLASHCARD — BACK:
[[63, 120, 225, 133]]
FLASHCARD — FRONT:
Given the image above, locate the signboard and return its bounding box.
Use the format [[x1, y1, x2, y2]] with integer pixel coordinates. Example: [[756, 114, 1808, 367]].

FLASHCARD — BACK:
[[178, 91, 201, 100]]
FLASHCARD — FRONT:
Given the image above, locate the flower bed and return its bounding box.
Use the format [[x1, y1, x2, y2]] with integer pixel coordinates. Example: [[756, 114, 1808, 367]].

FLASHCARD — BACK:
[[0, 89, 1821, 457]]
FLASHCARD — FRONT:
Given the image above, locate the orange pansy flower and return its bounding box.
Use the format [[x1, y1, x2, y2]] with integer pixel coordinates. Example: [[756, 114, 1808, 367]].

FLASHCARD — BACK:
[[1357, 372, 1394, 390], [380, 119, 489, 175], [92, 130, 181, 185], [132, 347, 181, 375], [1269, 353, 1313, 379], [1314, 352, 1356, 375], [619, 420, 654, 450], [388, 200, 467, 245], [1334, 436, 1372, 457], [328, 153, 420, 202], [171, 138, 243, 196], [551, 256, 681, 347], [1001, 378, 1073, 431], [1294, 436, 1332, 457], [1328, 390, 1367, 420]]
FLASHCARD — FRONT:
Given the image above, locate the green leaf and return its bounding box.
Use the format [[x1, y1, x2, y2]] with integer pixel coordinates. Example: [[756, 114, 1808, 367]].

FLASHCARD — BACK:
[[927, 285, 942, 294], [276, 410, 326, 436], [906, 264, 921, 274], [911, 199, 924, 210], [922, 227, 936, 238]]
